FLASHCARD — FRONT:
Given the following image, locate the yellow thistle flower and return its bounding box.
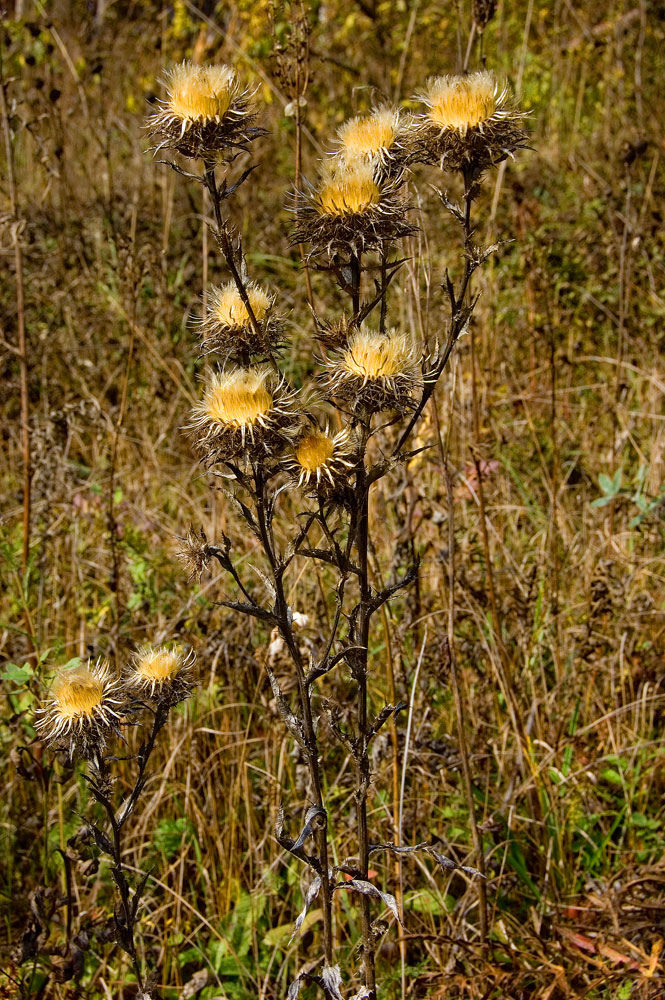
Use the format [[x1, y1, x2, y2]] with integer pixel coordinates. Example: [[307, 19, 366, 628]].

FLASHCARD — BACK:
[[325, 326, 422, 413], [166, 63, 237, 124], [189, 366, 299, 462], [288, 426, 355, 491], [197, 282, 279, 359], [292, 162, 415, 258], [145, 61, 264, 158], [35, 659, 124, 756], [412, 71, 528, 173], [210, 282, 271, 329], [337, 107, 400, 161], [422, 71, 500, 134], [126, 645, 195, 701], [315, 161, 381, 217]]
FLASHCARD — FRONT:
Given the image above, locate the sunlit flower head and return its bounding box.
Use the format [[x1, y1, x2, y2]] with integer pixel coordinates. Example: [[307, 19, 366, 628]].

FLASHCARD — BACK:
[[336, 106, 412, 175], [411, 70, 528, 173], [286, 425, 355, 494], [422, 72, 499, 134], [145, 61, 264, 158], [315, 161, 381, 217], [292, 161, 414, 258], [177, 525, 214, 583], [126, 644, 195, 704], [35, 659, 124, 758], [197, 282, 279, 358], [324, 326, 422, 413], [188, 366, 300, 463]]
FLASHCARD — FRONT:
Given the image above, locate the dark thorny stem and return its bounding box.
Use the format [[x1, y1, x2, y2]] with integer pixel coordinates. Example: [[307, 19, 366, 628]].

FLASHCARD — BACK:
[[353, 426, 376, 997], [203, 164, 278, 370], [251, 466, 334, 971], [88, 706, 168, 994]]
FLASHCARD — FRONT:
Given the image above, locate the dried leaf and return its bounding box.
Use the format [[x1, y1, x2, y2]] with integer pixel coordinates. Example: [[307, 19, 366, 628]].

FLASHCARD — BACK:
[[321, 964, 344, 1000], [290, 875, 322, 943], [337, 878, 402, 926]]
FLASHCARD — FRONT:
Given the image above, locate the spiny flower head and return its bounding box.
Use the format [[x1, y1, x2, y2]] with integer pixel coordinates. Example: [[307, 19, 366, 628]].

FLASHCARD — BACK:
[[198, 282, 279, 359], [145, 61, 264, 158], [166, 63, 237, 123], [421, 71, 500, 134], [336, 106, 411, 175], [126, 645, 195, 705], [35, 658, 124, 758], [411, 70, 528, 173], [315, 161, 381, 217], [292, 162, 415, 258], [189, 366, 299, 463], [211, 282, 271, 328], [324, 326, 422, 413], [287, 425, 356, 494]]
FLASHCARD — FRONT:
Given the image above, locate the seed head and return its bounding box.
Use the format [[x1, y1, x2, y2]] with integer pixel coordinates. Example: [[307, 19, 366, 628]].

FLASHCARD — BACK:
[[177, 525, 213, 582], [188, 366, 300, 463], [412, 71, 528, 173], [126, 645, 195, 706], [198, 282, 279, 359], [286, 425, 356, 496], [292, 161, 415, 258], [35, 659, 124, 759], [324, 326, 422, 413], [145, 61, 264, 158]]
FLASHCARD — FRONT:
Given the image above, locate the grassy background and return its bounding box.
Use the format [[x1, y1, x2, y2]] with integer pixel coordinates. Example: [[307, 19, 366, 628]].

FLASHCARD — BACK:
[[1, 1, 664, 997]]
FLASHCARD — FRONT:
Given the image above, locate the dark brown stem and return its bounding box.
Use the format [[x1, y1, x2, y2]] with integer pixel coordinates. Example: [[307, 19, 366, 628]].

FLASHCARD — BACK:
[[252, 467, 334, 970], [203, 165, 277, 369]]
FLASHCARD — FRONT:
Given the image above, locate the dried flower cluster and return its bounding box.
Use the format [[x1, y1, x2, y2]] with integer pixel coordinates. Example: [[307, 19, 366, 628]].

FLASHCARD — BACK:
[[138, 53, 528, 1000], [35, 645, 195, 759]]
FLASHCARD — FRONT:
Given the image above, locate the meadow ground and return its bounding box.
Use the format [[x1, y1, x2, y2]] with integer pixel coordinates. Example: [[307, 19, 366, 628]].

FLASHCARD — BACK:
[[1, 2, 665, 998]]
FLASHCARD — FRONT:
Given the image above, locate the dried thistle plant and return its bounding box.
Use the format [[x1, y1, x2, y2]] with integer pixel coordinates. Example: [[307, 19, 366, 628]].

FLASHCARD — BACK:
[[24, 645, 197, 998], [145, 54, 527, 1000]]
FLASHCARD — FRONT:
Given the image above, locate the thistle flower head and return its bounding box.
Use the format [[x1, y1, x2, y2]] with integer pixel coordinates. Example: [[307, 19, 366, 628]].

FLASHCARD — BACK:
[[35, 659, 124, 758], [421, 72, 499, 134], [166, 63, 238, 123], [126, 645, 195, 705], [198, 282, 279, 358], [286, 425, 356, 495], [145, 61, 264, 158], [315, 161, 381, 217], [292, 161, 415, 258], [188, 366, 300, 463], [324, 326, 422, 413], [412, 70, 528, 173], [336, 106, 412, 177]]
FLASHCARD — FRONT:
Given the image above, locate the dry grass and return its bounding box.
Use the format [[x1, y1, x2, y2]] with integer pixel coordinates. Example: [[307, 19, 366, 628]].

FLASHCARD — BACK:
[[1, 2, 665, 998]]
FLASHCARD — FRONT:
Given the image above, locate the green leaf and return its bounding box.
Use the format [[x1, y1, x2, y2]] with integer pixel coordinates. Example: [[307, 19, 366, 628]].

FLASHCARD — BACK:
[[591, 495, 614, 508], [0, 663, 32, 685], [601, 768, 623, 786]]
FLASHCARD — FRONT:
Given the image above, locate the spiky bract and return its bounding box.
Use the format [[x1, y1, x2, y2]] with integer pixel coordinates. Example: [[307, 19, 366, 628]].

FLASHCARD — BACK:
[[177, 525, 214, 583], [324, 326, 422, 413], [189, 366, 300, 463], [412, 71, 528, 173], [126, 645, 195, 706], [198, 282, 279, 358], [286, 426, 356, 496], [145, 62, 264, 158], [291, 161, 415, 258], [35, 659, 124, 758], [336, 106, 412, 176]]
